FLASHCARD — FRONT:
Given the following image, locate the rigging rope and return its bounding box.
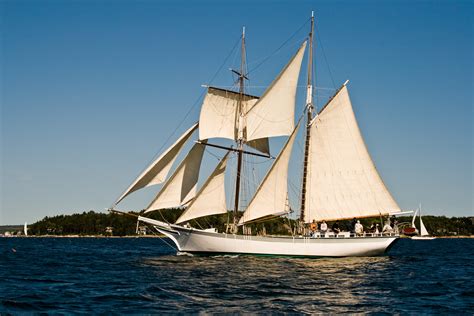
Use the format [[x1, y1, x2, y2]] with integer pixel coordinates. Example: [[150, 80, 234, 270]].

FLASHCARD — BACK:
[[315, 21, 336, 89], [111, 34, 242, 208], [246, 18, 310, 76]]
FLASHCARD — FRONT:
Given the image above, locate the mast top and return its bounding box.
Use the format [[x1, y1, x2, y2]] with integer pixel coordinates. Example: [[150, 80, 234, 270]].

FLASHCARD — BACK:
[[242, 26, 245, 38], [311, 10, 314, 18]]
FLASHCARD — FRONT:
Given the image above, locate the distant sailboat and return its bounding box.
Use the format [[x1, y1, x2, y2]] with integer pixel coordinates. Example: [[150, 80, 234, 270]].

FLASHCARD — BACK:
[[411, 205, 436, 240], [24, 222, 28, 236], [110, 12, 409, 257]]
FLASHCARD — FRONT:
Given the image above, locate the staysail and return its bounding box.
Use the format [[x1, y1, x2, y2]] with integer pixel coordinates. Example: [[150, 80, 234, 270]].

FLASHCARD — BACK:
[[304, 85, 400, 222], [245, 41, 307, 141], [115, 123, 198, 205], [144, 142, 206, 213], [175, 152, 230, 224], [238, 122, 301, 225]]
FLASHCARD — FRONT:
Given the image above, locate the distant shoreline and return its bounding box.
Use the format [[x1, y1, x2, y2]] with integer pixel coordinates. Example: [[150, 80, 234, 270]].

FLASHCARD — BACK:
[[3, 235, 473, 239]]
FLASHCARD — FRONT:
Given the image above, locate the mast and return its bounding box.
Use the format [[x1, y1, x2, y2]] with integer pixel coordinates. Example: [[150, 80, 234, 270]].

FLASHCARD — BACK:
[[233, 26, 247, 226], [300, 11, 315, 224]]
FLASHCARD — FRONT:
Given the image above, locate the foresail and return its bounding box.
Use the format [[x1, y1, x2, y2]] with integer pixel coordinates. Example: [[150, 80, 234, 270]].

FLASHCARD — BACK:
[[175, 152, 230, 224], [304, 85, 400, 222], [115, 123, 198, 205], [238, 122, 301, 225], [144, 142, 206, 213], [245, 41, 307, 142], [199, 87, 258, 141]]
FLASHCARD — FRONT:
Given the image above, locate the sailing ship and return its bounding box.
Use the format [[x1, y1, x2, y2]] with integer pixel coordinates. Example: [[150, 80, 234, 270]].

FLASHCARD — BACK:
[[110, 13, 408, 257], [411, 205, 436, 240]]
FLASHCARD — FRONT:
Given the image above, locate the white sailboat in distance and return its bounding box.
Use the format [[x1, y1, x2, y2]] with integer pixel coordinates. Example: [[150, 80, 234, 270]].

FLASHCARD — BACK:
[[411, 204, 436, 240], [110, 13, 410, 257]]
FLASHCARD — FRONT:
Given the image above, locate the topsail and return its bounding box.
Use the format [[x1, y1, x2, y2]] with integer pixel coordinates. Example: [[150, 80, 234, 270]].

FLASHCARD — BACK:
[[245, 41, 307, 141]]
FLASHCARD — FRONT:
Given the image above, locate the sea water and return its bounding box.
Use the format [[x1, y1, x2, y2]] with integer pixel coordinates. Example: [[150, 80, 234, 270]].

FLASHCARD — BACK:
[[1, 237, 473, 313]]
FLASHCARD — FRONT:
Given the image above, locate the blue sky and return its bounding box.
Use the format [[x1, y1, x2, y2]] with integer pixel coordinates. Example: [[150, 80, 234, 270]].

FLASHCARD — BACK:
[[1, 0, 472, 225]]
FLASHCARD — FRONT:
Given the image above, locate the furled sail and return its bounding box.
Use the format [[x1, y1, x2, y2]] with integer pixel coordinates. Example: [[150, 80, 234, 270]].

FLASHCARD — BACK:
[[238, 122, 301, 225], [245, 41, 307, 142], [198, 87, 259, 141], [175, 152, 230, 224], [144, 142, 206, 213], [304, 85, 400, 222], [115, 123, 198, 205]]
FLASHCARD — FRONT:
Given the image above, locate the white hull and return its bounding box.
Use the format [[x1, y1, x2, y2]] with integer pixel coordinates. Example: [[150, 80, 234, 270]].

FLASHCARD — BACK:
[[144, 219, 399, 257], [411, 236, 436, 240]]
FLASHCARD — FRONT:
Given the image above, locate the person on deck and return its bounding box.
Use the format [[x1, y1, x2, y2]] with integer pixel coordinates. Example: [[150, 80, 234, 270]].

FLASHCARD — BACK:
[[393, 219, 399, 234], [310, 220, 317, 237], [350, 217, 357, 234], [320, 220, 328, 236], [332, 221, 340, 235], [382, 221, 393, 234], [355, 220, 364, 236], [369, 222, 380, 234]]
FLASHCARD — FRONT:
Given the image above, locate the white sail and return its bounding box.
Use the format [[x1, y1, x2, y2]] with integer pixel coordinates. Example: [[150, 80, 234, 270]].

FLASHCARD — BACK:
[[245, 41, 307, 141], [304, 85, 400, 222], [175, 152, 230, 224], [238, 122, 301, 225], [420, 217, 429, 236], [24, 222, 28, 236], [198, 87, 258, 141], [115, 123, 198, 205], [144, 142, 206, 213], [411, 209, 418, 228]]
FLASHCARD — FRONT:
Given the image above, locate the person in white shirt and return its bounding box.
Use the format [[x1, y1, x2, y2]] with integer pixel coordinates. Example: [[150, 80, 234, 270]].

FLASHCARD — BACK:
[[355, 220, 364, 236], [320, 220, 328, 235]]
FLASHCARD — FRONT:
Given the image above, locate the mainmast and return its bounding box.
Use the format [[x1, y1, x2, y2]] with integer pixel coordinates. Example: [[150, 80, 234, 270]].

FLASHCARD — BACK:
[[233, 26, 247, 227], [300, 11, 315, 225]]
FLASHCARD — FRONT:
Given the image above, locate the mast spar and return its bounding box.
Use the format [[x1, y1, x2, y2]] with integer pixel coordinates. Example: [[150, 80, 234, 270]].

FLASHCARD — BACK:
[[300, 11, 315, 226], [233, 26, 247, 228]]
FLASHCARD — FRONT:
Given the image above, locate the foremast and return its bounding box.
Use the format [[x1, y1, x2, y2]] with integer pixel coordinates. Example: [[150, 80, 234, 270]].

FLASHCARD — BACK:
[[300, 11, 315, 226], [232, 26, 248, 229]]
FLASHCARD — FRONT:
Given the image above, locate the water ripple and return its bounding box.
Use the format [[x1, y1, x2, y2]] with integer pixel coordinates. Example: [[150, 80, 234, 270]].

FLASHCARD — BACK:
[[1, 237, 473, 313]]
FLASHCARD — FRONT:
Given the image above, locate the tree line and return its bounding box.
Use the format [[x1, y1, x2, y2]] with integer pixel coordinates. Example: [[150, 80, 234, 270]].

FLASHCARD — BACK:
[[27, 210, 474, 237]]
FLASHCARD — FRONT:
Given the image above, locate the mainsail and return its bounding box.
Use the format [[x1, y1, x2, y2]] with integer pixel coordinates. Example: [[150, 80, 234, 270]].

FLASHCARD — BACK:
[[145, 142, 206, 213], [245, 41, 307, 141], [304, 85, 400, 222], [238, 122, 301, 225], [175, 152, 230, 224], [420, 217, 429, 236], [115, 123, 198, 205]]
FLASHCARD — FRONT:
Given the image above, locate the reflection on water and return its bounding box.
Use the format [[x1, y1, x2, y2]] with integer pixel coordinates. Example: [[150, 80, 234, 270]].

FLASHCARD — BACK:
[[1, 238, 473, 313], [140, 250, 461, 313]]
